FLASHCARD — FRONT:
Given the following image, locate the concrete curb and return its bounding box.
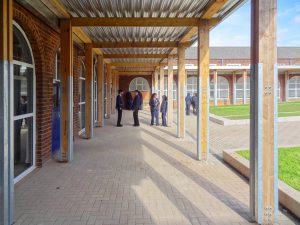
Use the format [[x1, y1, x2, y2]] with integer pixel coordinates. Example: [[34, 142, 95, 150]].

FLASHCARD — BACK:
[[210, 114, 300, 126], [223, 149, 300, 219]]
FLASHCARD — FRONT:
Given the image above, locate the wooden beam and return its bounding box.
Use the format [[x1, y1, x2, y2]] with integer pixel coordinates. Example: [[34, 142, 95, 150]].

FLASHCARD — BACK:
[[118, 71, 153, 76], [159, 65, 165, 100], [177, 46, 186, 138], [93, 41, 179, 49], [197, 20, 210, 161], [201, 0, 229, 19], [168, 18, 219, 55], [167, 55, 174, 127], [154, 69, 159, 93], [103, 54, 168, 59], [110, 62, 162, 67], [118, 67, 156, 72], [60, 19, 73, 162], [250, 0, 278, 224], [72, 27, 91, 43], [85, 43, 93, 139], [71, 17, 198, 27], [106, 64, 112, 118], [111, 70, 117, 114], [96, 55, 104, 127]]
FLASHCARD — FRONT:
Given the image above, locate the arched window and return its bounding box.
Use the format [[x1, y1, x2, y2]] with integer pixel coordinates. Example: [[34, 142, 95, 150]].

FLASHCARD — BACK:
[[210, 76, 230, 99], [236, 76, 250, 99], [79, 62, 86, 134], [129, 77, 150, 91], [13, 22, 35, 179], [289, 75, 300, 98], [187, 76, 197, 95]]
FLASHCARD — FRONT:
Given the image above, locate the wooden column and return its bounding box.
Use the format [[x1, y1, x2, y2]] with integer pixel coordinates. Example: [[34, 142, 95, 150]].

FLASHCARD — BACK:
[[197, 20, 210, 161], [250, 0, 278, 223], [232, 72, 237, 105], [111, 70, 117, 114], [177, 46, 186, 138], [284, 71, 289, 102], [167, 55, 174, 126], [60, 19, 73, 162], [159, 65, 165, 100], [106, 64, 111, 118], [84, 43, 93, 139], [154, 68, 159, 93], [96, 55, 104, 127], [243, 70, 247, 104], [213, 70, 218, 106], [0, 0, 13, 224]]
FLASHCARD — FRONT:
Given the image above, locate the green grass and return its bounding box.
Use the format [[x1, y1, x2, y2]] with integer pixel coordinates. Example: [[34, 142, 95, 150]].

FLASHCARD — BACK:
[[210, 101, 300, 120], [236, 147, 300, 191]]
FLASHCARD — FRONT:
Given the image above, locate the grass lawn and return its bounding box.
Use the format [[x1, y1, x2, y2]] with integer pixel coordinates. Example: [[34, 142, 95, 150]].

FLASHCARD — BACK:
[[210, 101, 300, 120], [236, 147, 300, 191]]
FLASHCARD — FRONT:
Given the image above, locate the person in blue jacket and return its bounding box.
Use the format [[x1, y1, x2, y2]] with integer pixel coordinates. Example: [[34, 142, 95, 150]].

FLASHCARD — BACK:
[[160, 95, 168, 126], [149, 93, 160, 126], [132, 90, 141, 126], [185, 93, 191, 115]]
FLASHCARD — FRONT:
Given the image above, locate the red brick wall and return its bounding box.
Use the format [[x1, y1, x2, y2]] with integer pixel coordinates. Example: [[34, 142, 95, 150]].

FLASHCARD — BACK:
[[14, 3, 60, 167], [14, 3, 84, 166]]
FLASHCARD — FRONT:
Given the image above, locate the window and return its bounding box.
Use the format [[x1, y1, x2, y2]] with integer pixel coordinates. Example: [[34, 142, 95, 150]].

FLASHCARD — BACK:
[[210, 76, 230, 99], [13, 22, 35, 180], [236, 76, 250, 99], [163, 77, 177, 100], [187, 76, 197, 95], [53, 50, 61, 81], [289, 75, 300, 98], [129, 77, 150, 91], [79, 62, 86, 134], [210, 77, 214, 99]]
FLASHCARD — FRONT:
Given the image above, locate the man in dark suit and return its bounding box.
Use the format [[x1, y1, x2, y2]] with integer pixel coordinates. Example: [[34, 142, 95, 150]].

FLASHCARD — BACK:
[[116, 89, 124, 127], [132, 90, 141, 126]]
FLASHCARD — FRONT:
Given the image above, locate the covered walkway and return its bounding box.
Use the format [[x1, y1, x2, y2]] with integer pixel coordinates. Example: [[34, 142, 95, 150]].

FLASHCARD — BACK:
[[14, 111, 296, 225]]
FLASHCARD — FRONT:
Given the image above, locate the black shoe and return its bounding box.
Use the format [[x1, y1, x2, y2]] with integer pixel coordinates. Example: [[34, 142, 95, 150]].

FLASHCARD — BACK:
[[133, 124, 140, 127], [117, 124, 123, 127]]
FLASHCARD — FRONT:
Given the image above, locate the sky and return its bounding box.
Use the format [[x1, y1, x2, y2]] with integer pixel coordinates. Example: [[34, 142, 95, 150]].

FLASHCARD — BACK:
[[209, 0, 300, 46]]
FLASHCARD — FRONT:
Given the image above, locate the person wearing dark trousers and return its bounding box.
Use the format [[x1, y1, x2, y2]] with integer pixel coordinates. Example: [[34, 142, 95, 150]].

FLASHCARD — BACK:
[[132, 90, 141, 126], [116, 89, 124, 127], [160, 95, 168, 126], [185, 93, 191, 115], [149, 93, 160, 126]]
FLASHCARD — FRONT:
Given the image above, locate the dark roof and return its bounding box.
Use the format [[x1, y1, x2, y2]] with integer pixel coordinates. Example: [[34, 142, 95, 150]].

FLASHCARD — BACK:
[[185, 47, 300, 59]]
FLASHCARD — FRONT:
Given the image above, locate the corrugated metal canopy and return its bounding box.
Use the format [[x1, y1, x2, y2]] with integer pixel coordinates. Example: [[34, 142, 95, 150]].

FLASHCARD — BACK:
[[60, 0, 245, 45], [60, 0, 210, 18]]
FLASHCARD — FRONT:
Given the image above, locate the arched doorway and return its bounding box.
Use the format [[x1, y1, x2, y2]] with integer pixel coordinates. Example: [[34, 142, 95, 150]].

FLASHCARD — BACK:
[[129, 77, 150, 108], [13, 22, 36, 181]]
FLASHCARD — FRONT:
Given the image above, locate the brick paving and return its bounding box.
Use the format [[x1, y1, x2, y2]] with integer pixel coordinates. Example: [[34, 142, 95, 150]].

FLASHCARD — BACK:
[[184, 113, 300, 154], [14, 110, 299, 225]]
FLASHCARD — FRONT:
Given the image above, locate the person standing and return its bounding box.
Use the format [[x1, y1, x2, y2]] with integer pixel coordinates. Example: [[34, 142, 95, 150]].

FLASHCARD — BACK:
[[185, 93, 191, 115], [192, 93, 198, 114], [132, 90, 141, 126], [160, 95, 168, 126], [149, 93, 160, 126], [116, 89, 124, 127]]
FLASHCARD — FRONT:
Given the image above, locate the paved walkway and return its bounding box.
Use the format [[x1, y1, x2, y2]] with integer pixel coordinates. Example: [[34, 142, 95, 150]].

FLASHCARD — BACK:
[[14, 110, 299, 225], [184, 113, 300, 154]]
